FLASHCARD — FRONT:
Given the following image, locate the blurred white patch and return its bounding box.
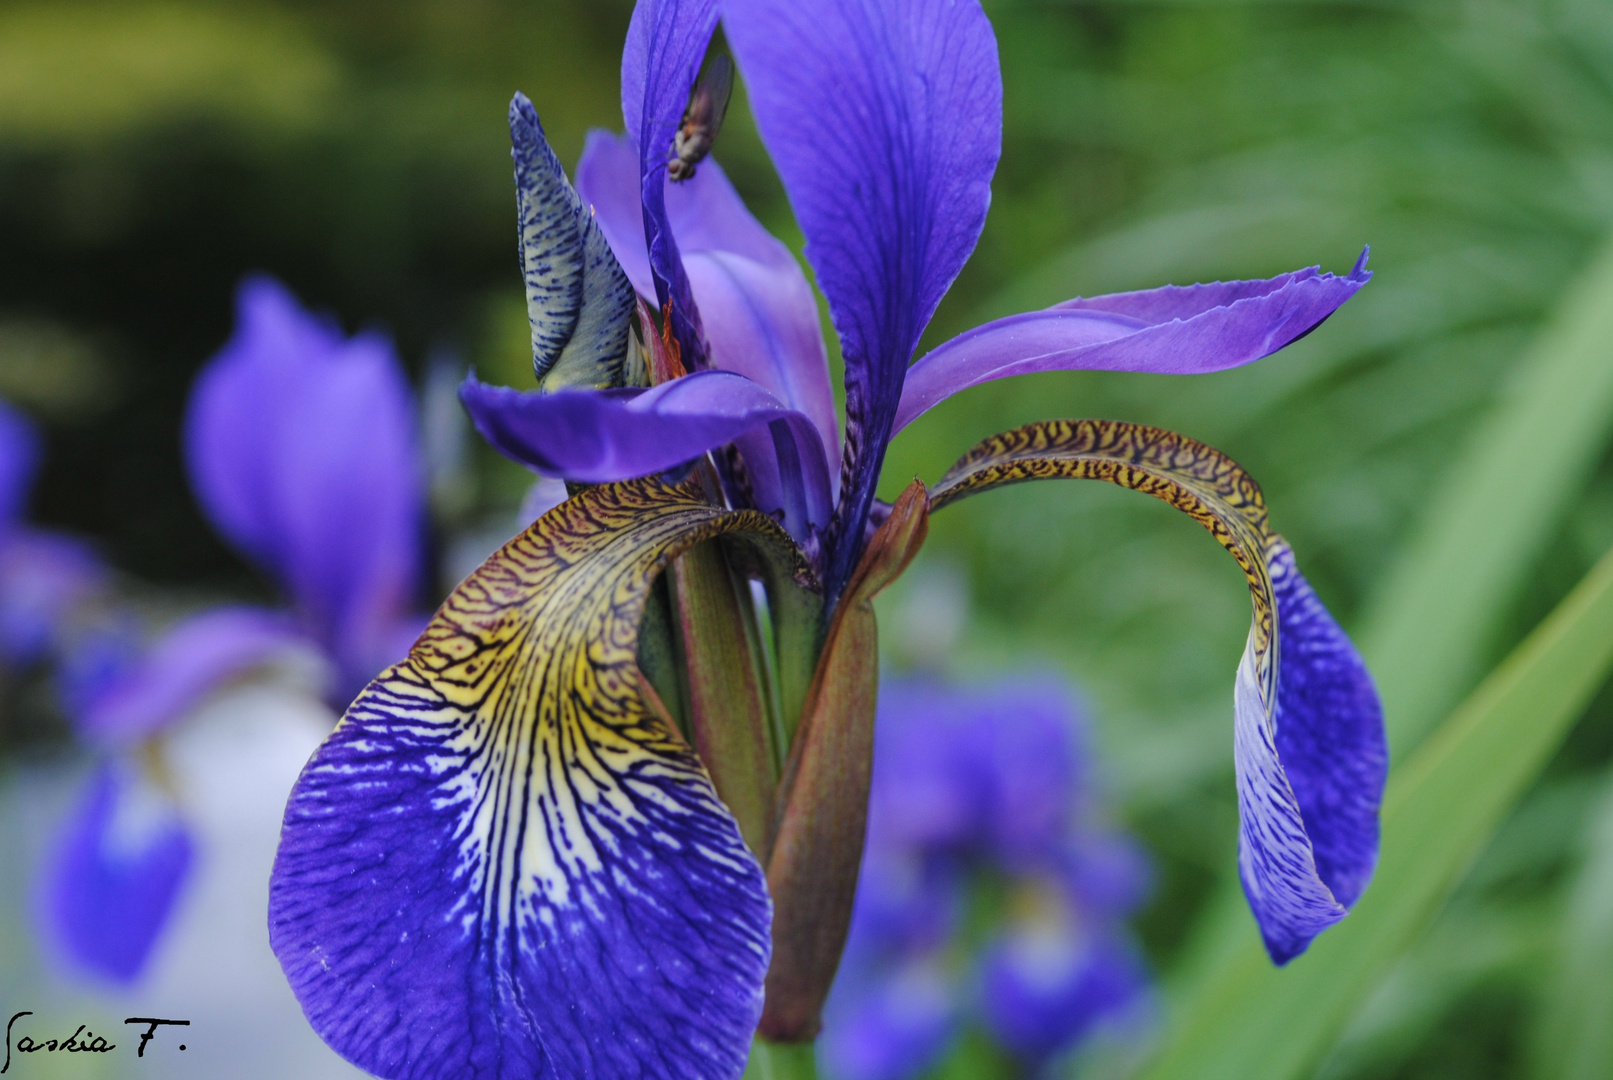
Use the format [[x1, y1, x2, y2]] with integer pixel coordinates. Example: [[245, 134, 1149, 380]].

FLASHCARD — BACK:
[[124, 682, 368, 1078], [1, 677, 367, 1078]]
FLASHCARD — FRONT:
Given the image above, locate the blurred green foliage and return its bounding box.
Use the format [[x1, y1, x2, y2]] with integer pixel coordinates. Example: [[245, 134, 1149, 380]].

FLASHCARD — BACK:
[[6, 0, 1613, 1077]]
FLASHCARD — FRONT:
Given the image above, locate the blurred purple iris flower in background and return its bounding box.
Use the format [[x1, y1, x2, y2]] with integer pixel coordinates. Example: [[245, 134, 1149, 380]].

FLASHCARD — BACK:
[[186, 276, 429, 704], [35, 276, 430, 986], [38, 608, 314, 983], [820, 675, 1151, 1080], [0, 399, 104, 668]]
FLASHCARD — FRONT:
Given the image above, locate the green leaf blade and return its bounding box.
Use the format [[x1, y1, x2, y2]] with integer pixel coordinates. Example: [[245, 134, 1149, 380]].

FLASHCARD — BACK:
[[1140, 541, 1613, 1080]]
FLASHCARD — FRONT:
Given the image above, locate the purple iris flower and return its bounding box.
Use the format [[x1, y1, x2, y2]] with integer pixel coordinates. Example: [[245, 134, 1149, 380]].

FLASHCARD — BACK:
[[0, 400, 105, 667], [185, 276, 429, 704], [460, 0, 1368, 607], [38, 607, 314, 983], [267, 2, 1385, 1077], [820, 674, 1151, 1080]]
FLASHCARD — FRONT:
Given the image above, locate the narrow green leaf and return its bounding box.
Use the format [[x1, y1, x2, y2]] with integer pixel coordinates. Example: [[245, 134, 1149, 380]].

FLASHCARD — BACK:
[[1357, 236, 1613, 758], [1528, 773, 1613, 1080], [1137, 541, 1613, 1080]]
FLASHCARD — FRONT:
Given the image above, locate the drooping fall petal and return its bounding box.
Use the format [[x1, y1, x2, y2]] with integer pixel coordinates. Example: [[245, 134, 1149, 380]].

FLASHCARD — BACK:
[[929, 420, 1387, 964], [722, 0, 1000, 601], [75, 607, 315, 747], [894, 252, 1373, 432], [270, 478, 812, 1080]]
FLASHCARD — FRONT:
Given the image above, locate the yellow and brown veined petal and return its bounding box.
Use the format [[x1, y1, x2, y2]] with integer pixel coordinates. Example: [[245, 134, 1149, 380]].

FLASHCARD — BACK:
[[931, 420, 1388, 965], [269, 478, 812, 1080]]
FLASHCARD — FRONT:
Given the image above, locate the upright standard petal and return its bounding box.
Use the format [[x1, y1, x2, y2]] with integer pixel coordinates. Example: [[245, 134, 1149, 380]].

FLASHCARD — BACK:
[[0, 397, 40, 528], [270, 478, 809, 1080], [39, 762, 195, 984], [895, 253, 1373, 432], [76, 607, 315, 747], [185, 277, 425, 697], [929, 420, 1387, 963], [578, 131, 840, 480], [621, 0, 720, 365], [461, 371, 833, 541], [510, 95, 637, 390], [723, 0, 1002, 599]]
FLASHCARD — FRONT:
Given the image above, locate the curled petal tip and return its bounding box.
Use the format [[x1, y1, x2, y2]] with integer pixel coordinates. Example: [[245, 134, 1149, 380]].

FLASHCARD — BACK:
[[1351, 245, 1372, 281], [1244, 542, 1386, 963]]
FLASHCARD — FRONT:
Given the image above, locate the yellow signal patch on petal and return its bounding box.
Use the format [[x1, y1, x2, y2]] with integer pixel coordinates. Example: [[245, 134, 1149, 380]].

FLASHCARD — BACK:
[[271, 477, 808, 1080]]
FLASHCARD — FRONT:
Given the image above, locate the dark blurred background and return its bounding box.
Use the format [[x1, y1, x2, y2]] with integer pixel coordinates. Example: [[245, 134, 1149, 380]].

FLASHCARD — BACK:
[[7, 1, 1613, 1077]]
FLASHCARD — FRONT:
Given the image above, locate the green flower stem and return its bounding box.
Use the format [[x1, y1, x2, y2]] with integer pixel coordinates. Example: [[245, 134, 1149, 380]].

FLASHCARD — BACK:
[[761, 483, 930, 1041], [744, 1038, 820, 1080], [671, 538, 778, 858], [764, 561, 825, 756], [636, 571, 691, 738]]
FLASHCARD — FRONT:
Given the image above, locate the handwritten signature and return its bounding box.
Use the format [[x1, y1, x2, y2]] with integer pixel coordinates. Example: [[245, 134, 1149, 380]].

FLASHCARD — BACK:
[[3, 1012, 189, 1072]]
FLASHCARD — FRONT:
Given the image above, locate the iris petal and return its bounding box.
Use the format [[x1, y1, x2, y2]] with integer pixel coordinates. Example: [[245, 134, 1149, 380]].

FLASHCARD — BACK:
[[461, 371, 833, 542], [270, 478, 800, 1080], [621, 0, 720, 365], [39, 761, 194, 984], [0, 397, 40, 528], [722, 0, 1001, 599], [929, 420, 1386, 963], [894, 253, 1372, 432], [0, 529, 104, 666], [577, 130, 841, 481], [77, 607, 314, 747], [185, 277, 425, 697]]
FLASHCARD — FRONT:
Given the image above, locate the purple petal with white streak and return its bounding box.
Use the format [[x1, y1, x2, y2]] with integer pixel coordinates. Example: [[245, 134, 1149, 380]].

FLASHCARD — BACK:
[[895, 252, 1372, 432], [1237, 541, 1387, 964], [723, 0, 1001, 598], [621, 0, 719, 364], [76, 607, 314, 747], [38, 761, 194, 984], [460, 372, 832, 539]]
